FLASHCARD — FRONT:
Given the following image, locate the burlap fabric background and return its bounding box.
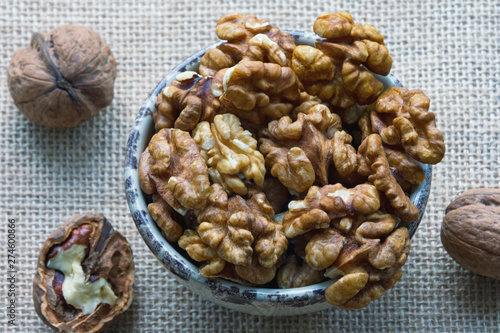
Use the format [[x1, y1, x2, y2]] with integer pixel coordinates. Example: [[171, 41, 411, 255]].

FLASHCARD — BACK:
[[1, 0, 499, 332]]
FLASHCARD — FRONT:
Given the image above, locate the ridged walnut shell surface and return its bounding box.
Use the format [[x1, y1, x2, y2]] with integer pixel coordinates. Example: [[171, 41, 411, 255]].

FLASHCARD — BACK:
[[441, 188, 500, 280], [33, 214, 134, 333], [7, 25, 117, 128]]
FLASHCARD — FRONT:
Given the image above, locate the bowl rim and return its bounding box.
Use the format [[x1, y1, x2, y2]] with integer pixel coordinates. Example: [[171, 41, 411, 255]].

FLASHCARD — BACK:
[[124, 30, 432, 315]]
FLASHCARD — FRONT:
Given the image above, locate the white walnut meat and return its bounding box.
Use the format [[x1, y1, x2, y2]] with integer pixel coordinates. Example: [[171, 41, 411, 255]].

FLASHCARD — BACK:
[[282, 183, 381, 238], [313, 12, 392, 107], [154, 71, 221, 132], [213, 60, 303, 125], [193, 184, 287, 283], [199, 13, 296, 76], [372, 87, 445, 164], [8, 25, 117, 128], [260, 111, 357, 193], [144, 128, 210, 214], [192, 113, 266, 195], [33, 214, 134, 333], [357, 134, 419, 222]]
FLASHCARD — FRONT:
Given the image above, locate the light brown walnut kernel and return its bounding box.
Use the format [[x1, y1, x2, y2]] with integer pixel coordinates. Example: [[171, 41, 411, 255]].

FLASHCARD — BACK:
[[291, 45, 334, 84], [154, 72, 221, 132], [316, 211, 410, 310], [199, 48, 236, 77], [192, 113, 266, 195], [218, 61, 303, 124], [313, 12, 392, 107], [234, 254, 277, 285], [148, 196, 183, 242], [196, 184, 287, 270], [282, 183, 381, 238], [373, 87, 445, 164], [178, 229, 226, 277], [292, 101, 342, 139], [198, 13, 296, 76], [146, 128, 210, 213], [260, 112, 357, 191], [357, 134, 419, 222], [305, 228, 346, 271], [384, 146, 426, 185], [138, 150, 156, 195], [277, 255, 325, 288]]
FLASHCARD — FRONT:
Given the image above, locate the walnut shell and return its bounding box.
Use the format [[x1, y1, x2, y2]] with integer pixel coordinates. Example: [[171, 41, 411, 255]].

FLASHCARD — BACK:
[[8, 25, 117, 128], [33, 214, 134, 332], [441, 188, 500, 280]]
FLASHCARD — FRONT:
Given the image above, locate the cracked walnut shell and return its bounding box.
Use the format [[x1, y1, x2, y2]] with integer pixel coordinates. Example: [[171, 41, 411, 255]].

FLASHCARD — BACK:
[[8, 25, 117, 128], [33, 214, 134, 333]]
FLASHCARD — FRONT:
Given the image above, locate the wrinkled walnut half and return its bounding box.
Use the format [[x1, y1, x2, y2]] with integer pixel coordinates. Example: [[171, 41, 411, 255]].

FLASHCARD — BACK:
[[145, 128, 210, 213], [282, 183, 380, 238], [199, 13, 296, 76], [372, 87, 445, 164], [260, 111, 357, 192], [192, 184, 287, 283], [154, 71, 221, 132], [213, 60, 303, 125], [192, 113, 266, 195], [8, 25, 117, 128], [325, 225, 410, 309], [277, 255, 325, 288], [357, 134, 419, 222], [33, 214, 134, 333], [312, 12, 392, 107], [148, 195, 183, 242]]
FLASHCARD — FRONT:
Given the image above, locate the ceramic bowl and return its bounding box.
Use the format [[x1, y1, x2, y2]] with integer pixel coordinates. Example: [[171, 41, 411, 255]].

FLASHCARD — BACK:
[[124, 30, 432, 316]]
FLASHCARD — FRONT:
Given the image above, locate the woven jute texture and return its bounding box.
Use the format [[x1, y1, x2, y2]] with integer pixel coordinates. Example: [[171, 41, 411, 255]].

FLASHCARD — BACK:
[[1, 0, 499, 332]]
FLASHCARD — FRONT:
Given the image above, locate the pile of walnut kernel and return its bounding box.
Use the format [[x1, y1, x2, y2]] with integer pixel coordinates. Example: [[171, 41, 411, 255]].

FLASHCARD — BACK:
[[139, 12, 445, 310]]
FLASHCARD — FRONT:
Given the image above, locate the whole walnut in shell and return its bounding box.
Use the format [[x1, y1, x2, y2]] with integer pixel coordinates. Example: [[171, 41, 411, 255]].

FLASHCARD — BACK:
[[33, 214, 134, 333], [8, 25, 117, 128], [441, 189, 500, 280]]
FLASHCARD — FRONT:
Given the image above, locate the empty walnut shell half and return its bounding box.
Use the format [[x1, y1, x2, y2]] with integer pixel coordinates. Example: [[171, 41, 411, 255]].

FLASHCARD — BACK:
[[33, 214, 134, 333], [8, 25, 117, 128]]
